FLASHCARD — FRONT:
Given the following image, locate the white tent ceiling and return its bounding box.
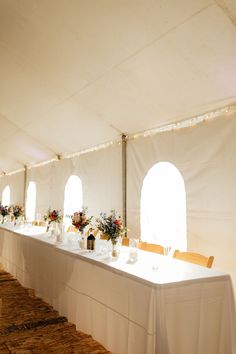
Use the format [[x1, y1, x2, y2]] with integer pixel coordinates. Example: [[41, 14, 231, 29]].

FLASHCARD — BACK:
[[0, 0, 236, 173]]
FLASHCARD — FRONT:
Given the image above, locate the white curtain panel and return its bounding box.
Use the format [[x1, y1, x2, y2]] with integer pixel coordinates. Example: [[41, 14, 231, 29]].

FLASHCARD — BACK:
[[127, 112, 236, 291]]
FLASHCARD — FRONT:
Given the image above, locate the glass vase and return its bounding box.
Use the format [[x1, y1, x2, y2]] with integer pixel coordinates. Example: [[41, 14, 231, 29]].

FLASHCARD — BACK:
[[111, 240, 119, 258], [55, 222, 63, 243], [78, 228, 86, 249], [50, 222, 55, 237], [14, 217, 18, 226]]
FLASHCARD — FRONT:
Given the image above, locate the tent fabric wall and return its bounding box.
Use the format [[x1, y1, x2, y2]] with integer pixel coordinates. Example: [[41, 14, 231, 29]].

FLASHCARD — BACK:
[[26, 143, 122, 218], [0, 171, 25, 206], [127, 112, 236, 289]]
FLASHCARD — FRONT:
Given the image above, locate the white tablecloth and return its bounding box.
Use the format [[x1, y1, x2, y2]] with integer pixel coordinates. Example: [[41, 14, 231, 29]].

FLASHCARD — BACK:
[[0, 225, 235, 354]]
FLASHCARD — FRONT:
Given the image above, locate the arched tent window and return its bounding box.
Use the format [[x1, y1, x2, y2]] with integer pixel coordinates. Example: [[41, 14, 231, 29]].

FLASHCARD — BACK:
[[25, 182, 36, 221], [63, 175, 83, 226], [2, 185, 10, 206], [141, 162, 187, 251]]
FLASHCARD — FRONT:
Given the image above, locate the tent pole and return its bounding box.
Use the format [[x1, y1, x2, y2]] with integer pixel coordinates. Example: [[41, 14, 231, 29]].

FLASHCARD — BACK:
[[23, 165, 27, 212], [122, 134, 127, 232]]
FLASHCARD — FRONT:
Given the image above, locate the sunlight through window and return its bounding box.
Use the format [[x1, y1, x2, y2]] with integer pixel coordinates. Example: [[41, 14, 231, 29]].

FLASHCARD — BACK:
[[26, 182, 36, 221], [2, 185, 10, 206], [141, 162, 187, 250], [64, 175, 83, 227]]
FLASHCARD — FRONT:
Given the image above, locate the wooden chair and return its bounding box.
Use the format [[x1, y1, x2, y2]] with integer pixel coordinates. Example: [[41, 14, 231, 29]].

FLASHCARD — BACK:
[[92, 228, 99, 237], [122, 237, 129, 246], [100, 233, 108, 240], [38, 221, 46, 227], [85, 228, 100, 237], [32, 220, 46, 226], [139, 242, 164, 255], [100, 235, 129, 245], [173, 250, 214, 268], [66, 225, 77, 233]]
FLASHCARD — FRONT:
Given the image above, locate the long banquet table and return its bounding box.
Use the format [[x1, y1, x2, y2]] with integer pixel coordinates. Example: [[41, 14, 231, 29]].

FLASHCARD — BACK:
[[0, 224, 235, 354]]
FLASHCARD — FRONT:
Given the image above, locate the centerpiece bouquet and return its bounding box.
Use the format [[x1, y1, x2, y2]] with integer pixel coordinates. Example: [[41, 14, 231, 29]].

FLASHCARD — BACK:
[[11, 204, 24, 224], [44, 208, 63, 231], [96, 210, 126, 247], [70, 208, 92, 234], [0, 204, 11, 223]]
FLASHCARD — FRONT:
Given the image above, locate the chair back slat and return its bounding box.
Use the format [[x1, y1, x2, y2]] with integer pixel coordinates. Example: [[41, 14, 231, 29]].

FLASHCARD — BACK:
[[139, 242, 164, 255], [173, 250, 214, 268]]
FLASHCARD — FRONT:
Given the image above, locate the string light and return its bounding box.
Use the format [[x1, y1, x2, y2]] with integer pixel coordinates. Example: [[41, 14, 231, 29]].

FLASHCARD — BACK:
[[1, 168, 25, 177], [0, 103, 235, 176], [27, 158, 58, 170], [129, 104, 236, 140], [63, 139, 121, 159]]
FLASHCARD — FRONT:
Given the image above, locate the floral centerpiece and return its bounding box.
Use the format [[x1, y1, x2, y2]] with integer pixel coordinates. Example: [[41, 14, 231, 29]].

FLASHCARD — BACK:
[[70, 208, 92, 234], [11, 204, 24, 224], [44, 208, 63, 231], [0, 204, 11, 223], [96, 210, 126, 252]]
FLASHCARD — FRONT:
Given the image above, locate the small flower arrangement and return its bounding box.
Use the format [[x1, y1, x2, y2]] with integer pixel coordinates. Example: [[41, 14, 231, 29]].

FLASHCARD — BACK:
[[43, 208, 63, 224], [11, 204, 24, 220], [0, 204, 11, 223], [96, 210, 126, 245], [71, 208, 92, 233], [0, 204, 11, 217]]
